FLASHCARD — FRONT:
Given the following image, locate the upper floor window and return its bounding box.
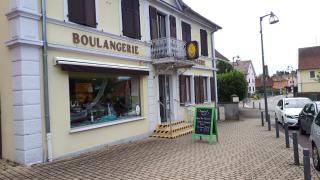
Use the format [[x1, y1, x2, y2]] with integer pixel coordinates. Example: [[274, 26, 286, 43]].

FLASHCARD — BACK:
[[157, 12, 166, 38], [181, 21, 191, 42], [122, 0, 141, 39], [68, 0, 97, 28], [149, 6, 177, 40], [200, 29, 208, 56], [310, 70, 315, 78]]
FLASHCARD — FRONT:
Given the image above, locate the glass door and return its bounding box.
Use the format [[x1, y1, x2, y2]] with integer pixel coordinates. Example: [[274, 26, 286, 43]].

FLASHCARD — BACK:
[[159, 75, 171, 123]]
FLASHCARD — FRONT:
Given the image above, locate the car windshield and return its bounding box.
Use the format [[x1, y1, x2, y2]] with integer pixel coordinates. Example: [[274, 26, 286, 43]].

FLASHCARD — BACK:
[[284, 99, 311, 108]]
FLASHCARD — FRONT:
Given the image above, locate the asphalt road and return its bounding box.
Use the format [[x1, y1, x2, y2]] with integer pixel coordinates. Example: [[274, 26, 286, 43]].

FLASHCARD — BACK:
[[240, 108, 311, 149]]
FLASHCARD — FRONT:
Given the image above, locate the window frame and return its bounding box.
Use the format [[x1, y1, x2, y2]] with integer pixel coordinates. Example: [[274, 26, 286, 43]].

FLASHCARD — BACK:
[[64, 0, 99, 28], [310, 70, 316, 79], [203, 77, 208, 102]]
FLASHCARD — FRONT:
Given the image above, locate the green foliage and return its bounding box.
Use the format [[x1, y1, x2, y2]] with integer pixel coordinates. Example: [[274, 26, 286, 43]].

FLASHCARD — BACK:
[[217, 70, 248, 102], [217, 60, 233, 74]]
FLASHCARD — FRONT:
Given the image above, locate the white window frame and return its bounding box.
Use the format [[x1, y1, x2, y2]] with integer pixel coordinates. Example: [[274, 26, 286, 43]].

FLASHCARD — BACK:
[[185, 76, 191, 104], [64, 0, 100, 29], [203, 77, 208, 102], [310, 70, 316, 79]]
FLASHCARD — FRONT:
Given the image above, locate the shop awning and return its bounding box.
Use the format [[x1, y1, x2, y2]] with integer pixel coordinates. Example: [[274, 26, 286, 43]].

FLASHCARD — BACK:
[[54, 57, 149, 75]]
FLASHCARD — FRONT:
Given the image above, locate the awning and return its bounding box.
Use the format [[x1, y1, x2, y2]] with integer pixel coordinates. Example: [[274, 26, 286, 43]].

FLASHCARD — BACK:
[[54, 57, 149, 75]]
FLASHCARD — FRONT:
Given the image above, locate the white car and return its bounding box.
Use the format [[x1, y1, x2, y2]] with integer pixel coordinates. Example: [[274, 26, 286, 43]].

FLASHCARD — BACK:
[[275, 97, 312, 127]]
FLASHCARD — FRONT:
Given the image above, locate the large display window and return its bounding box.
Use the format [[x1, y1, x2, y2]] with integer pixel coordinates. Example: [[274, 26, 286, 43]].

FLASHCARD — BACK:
[[69, 72, 141, 128]]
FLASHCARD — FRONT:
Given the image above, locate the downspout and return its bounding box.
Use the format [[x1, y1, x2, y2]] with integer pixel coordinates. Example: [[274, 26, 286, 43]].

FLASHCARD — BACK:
[[210, 31, 218, 108], [41, 0, 53, 162]]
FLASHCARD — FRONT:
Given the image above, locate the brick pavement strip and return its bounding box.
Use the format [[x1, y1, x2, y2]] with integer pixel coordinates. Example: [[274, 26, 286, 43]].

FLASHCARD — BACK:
[[0, 118, 318, 180]]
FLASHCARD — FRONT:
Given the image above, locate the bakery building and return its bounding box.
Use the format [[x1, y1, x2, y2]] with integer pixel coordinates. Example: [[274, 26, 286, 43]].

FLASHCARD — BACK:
[[0, 0, 221, 165]]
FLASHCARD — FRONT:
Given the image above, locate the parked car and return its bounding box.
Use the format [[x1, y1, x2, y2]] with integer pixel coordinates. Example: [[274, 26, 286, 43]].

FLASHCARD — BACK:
[[310, 112, 320, 170], [298, 102, 320, 135], [275, 97, 312, 127]]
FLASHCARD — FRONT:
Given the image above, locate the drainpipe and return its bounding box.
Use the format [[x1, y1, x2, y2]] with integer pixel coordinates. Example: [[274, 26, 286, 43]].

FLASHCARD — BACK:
[[210, 31, 218, 107], [41, 0, 53, 162]]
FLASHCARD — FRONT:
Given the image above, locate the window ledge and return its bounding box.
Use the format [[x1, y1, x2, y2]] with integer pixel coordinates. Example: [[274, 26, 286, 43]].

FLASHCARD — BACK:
[[70, 116, 145, 134]]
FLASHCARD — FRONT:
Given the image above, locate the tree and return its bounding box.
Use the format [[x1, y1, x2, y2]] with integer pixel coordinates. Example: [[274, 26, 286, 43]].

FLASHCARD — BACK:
[[217, 70, 248, 102], [217, 60, 233, 74]]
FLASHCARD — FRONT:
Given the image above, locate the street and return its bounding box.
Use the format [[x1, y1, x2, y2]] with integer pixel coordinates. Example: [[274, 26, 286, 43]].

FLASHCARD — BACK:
[[241, 94, 311, 149]]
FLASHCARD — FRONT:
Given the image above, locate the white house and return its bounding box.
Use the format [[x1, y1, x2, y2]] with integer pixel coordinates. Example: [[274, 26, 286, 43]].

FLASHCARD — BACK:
[[233, 60, 256, 96]]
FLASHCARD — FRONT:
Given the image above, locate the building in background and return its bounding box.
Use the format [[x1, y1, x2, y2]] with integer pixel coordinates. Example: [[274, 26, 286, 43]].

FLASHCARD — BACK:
[[0, 0, 221, 165], [297, 46, 320, 100], [233, 60, 256, 96]]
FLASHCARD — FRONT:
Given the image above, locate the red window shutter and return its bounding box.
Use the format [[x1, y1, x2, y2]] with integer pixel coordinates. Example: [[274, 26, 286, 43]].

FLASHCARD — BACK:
[[179, 75, 186, 105], [133, 0, 141, 39], [84, 0, 97, 28], [122, 0, 141, 39], [149, 6, 158, 40], [170, 15, 177, 38], [210, 77, 216, 102], [194, 76, 200, 104], [68, 0, 86, 25], [199, 77, 204, 103], [200, 29, 208, 56]]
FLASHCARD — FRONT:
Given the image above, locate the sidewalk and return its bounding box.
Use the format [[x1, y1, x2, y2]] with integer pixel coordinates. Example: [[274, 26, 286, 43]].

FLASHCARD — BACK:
[[0, 116, 318, 179]]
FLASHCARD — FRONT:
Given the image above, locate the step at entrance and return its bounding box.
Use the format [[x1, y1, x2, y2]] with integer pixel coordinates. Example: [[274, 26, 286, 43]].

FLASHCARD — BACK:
[[151, 120, 193, 139]]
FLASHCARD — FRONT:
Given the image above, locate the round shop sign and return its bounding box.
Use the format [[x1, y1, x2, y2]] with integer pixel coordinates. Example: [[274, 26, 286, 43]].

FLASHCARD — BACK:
[[186, 41, 199, 60], [135, 105, 141, 116]]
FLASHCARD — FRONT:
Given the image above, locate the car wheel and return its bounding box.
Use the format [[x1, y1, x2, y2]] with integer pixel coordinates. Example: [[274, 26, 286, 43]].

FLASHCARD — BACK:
[[312, 143, 320, 171], [300, 126, 306, 135]]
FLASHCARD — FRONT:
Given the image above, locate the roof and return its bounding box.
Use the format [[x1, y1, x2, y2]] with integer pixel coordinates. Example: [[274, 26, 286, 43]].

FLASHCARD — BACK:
[[177, 0, 222, 31], [233, 60, 255, 75], [215, 50, 229, 61], [298, 46, 320, 70], [255, 78, 273, 88]]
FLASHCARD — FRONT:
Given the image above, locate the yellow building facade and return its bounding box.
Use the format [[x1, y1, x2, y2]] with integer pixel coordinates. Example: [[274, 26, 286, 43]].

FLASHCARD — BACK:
[[0, 0, 220, 165]]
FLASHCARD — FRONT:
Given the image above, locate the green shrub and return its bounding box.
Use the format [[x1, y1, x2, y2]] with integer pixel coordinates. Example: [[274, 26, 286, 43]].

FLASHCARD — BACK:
[[217, 70, 248, 102]]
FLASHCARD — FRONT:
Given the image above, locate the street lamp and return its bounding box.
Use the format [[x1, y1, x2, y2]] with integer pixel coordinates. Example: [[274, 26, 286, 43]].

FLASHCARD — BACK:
[[232, 55, 240, 68], [287, 66, 294, 95], [260, 11, 279, 131]]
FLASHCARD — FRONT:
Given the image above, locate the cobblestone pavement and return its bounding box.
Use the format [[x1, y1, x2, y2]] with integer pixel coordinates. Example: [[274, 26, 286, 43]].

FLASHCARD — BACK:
[[0, 117, 319, 179]]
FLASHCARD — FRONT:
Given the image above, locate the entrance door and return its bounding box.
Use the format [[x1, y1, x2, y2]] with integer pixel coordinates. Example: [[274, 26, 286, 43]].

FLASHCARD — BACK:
[[159, 75, 171, 123]]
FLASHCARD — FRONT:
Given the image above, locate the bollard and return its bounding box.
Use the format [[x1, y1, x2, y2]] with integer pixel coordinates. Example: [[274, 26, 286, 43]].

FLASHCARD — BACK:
[[284, 123, 290, 148], [275, 117, 279, 138], [267, 114, 271, 131], [253, 102, 255, 109], [292, 132, 299, 165], [303, 149, 311, 180], [259, 102, 261, 110], [261, 111, 264, 126], [243, 101, 244, 108]]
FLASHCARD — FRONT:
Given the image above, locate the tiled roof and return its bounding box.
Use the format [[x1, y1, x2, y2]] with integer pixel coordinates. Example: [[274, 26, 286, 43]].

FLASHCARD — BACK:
[[233, 60, 251, 74], [255, 78, 273, 88], [298, 46, 320, 70], [215, 50, 229, 61]]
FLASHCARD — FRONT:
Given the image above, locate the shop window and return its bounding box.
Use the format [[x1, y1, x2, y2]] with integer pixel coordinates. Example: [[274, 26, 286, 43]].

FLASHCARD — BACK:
[[69, 72, 141, 128], [122, 0, 141, 39], [68, 0, 97, 28], [194, 76, 207, 104]]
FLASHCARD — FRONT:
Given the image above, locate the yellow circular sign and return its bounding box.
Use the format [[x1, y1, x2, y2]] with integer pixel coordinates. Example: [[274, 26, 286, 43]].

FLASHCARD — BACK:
[[186, 41, 199, 60]]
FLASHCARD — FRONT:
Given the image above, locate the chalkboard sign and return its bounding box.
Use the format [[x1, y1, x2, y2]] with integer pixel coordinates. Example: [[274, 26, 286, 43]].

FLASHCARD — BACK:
[[192, 107, 218, 144]]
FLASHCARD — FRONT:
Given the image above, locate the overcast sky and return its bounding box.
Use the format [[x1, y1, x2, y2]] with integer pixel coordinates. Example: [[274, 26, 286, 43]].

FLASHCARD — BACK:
[[183, 0, 320, 75]]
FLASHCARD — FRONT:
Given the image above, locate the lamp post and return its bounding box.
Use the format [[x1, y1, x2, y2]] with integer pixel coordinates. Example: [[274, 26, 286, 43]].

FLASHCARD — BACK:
[[287, 65, 294, 95], [232, 55, 240, 68], [260, 11, 279, 131]]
